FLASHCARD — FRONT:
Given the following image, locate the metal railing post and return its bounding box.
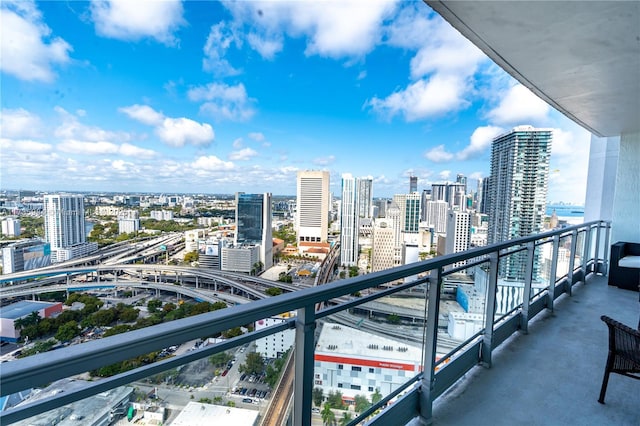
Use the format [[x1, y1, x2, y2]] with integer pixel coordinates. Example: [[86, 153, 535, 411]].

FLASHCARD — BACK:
[[294, 304, 316, 426], [547, 235, 560, 304], [481, 252, 499, 367], [582, 227, 591, 279], [520, 242, 535, 333], [566, 229, 578, 295], [594, 224, 602, 274], [603, 221, 611, 276], [420, 268, 442, 424]]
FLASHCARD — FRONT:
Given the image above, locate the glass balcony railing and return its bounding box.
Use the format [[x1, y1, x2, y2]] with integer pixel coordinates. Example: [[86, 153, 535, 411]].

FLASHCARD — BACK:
[[0, 220, 610, 425]]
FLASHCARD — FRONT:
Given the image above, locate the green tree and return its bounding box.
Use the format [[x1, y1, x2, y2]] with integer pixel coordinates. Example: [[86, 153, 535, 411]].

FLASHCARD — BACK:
[[184, 250, 199, 263], [147, 299, 162, 313], [387, 314, 400, 324], [118, 307, 140, 323], [339, 412, 353, 426], [222, 327, 243, 339], [354, 394, 370, 413], [321, 404, 336, 426], [209, 352, 233, 368], [326, 390, 344, 409], [371, 388, 382, 405], [92, 309, 116, 326], [239, 352, 264, 375], [313, 387, 324, 407], [265, 287, 283, 296], [348, 266, 359, 277], [55, 320, 80, 342]]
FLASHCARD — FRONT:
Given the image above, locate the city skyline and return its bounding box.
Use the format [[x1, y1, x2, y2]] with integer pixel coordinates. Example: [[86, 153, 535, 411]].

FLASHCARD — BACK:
[[1, 1, 590, 203]]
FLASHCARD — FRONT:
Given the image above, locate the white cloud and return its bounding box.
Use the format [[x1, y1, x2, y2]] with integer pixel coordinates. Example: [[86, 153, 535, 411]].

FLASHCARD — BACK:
[[357, 70, 367, 80], [456, 126, 504, 160], [0, 108, 43, 138], [225, 1, 397, 59], [424, 145, 454, 163], [229, 147, 258, 161], [486, 84, 550, 125], [188, 82, 256, 121], [119, 104, 214, 147], [247, 33, 282, 60], [58, 139, 120, 155], [368, 74, 469, 121], [156, 117, 214, 147], [54, 107, 131, 143], [119, 104, 164, 126], [119, 142, 156, 158], [232, 138, 244, 149], [202, 21, 242, 76], [313, 155, 335, 166], [0, 1, 72, 82], [90, 0, 185, 45], [1, 138, 52, 154], [248, 132, 265, 142], [438, 170, 451, 180], [191, 155, 235, 171]]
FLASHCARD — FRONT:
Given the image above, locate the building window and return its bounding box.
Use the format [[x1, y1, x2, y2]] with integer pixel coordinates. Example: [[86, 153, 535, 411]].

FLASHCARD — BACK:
[[315, 380, 322, 385], [350, 384, 361, 390], [368, 386, 374, 392], [338, 383, 343, 388], [338, 364, 343, 370], [351, 366, 361, 372], [368, 368, 374, 373]]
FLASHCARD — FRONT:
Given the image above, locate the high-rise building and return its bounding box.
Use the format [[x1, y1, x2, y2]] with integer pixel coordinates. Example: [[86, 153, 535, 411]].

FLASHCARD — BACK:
[[445, 210, 471, 268], [409, 175, 418, 193], [488, 126, 552, 280], [371, 218, 396, 272], [43, 194, 96, 263], [340, 174, 359, 267], [235, 192, 273, 270], [296, 171, 330, 245], [357, 178, 373, 219], [425, 200, 449, 234], [393, 193, 421, 235], [1, 218, 21, 237]]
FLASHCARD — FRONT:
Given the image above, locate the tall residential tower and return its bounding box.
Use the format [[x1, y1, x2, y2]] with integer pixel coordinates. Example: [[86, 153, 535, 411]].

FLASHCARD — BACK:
[[44, 194, 97, 262], [487, 126, 552, 279]]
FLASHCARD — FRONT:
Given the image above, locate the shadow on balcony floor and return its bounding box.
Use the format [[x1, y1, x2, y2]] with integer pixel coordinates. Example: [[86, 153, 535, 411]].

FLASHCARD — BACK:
[[431, 275, 639, 426]]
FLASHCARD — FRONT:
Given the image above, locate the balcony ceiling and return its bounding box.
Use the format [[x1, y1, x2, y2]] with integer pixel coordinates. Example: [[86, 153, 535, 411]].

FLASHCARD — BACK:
[[426, 1, 640, 137]]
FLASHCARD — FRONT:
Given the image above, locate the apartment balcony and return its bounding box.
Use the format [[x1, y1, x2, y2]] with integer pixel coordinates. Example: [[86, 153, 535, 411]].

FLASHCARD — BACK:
[[4, 220, 638, 426]]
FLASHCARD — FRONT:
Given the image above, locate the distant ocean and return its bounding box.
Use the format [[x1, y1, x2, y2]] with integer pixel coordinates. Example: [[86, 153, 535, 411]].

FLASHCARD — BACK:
[[546, 205, 584, 218]]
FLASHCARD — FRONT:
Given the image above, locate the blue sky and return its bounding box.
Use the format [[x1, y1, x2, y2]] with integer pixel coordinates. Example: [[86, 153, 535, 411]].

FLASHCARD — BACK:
[[1, 1, 590, 203]]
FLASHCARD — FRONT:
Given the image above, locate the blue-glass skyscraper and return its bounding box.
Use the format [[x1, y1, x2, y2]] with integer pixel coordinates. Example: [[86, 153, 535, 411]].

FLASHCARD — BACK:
[[235, 192, 273, 270]]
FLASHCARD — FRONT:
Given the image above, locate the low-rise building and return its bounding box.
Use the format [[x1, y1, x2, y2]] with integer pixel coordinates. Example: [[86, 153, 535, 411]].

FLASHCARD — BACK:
[[2, 240, 51, 274], [255, 312, 295, 359], [0, 300, 63, 342]]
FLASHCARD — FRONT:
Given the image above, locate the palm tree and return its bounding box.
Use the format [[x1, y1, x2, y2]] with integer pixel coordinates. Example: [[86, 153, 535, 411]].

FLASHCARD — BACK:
[[321, 403, 336, 426], [371, 388, 383, 405]]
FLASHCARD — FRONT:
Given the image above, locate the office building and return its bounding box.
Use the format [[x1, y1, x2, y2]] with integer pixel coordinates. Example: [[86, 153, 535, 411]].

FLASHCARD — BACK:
[[393, 193, 421, 235], [340, 174, 359, 267], [117, 210, 140, 235], [150, 210, 174, 221], [488, 126, 552, 280], [2, 240, 51, 274], [235, 192, 273, 270], [296, 171, 330, 245], [221, 244, 260, 274], [1, 217, 21, 237], [314, 323, 422, 402], [425, 200, 449, 235], [409, 175, 418, 193], [255, 312, 295, 359], [357, 178, 373, 219], [445, 210, 471, 268], [198, 239, 222, 270], [371, 218, 395, 272], [43, 194, 97, 263]]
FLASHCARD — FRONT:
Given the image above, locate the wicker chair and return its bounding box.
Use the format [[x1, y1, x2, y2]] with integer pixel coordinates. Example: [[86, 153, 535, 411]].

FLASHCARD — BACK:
[[598, 316, 640, 404]]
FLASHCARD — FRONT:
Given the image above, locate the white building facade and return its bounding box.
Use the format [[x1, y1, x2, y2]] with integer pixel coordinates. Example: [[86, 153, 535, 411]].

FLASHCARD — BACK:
[[296, 170, 330, 245]]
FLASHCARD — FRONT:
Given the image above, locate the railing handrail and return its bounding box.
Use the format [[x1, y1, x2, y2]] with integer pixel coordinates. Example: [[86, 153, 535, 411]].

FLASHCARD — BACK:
[[0, 220, 609, 424]]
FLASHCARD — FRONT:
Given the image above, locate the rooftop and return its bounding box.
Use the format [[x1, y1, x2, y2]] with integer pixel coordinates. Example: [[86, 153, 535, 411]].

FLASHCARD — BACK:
[[0, 301, 60, 320]]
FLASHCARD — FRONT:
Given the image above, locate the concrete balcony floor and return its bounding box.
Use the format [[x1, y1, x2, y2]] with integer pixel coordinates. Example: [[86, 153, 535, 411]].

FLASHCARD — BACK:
[[430, 275, 640, 426]]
